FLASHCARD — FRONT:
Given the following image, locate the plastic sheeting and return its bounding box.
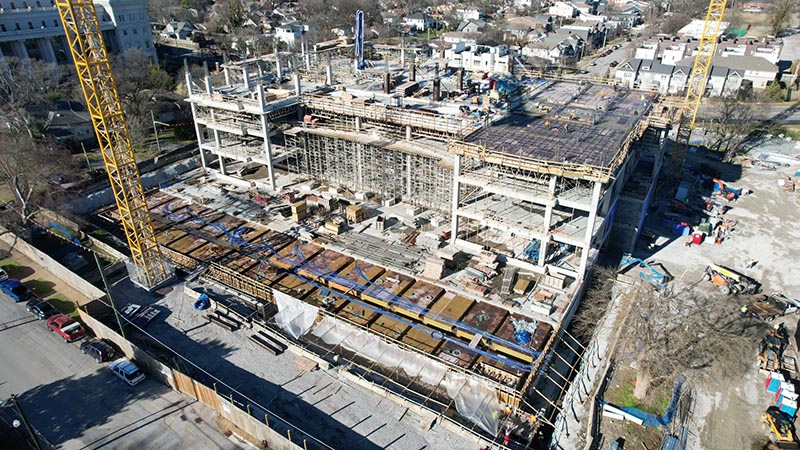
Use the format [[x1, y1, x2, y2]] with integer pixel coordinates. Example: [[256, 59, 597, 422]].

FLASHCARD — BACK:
[[273, 290, 319, 339], [312, 316, 500, 435]]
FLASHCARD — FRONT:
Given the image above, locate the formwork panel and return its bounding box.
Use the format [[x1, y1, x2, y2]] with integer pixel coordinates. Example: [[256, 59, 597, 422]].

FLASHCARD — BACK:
[[402, 326, 443, 354], [436, 340, 479, 369], [188, 241, 231, 262], [336, 301, 379, 327], [157, 229, 186, 245], [297, 249, 353, 284], [395, 280, 444, 320], [269, 242, 323, 271], [424, 292, 474, 332], [242, 260, 282, 285], [273, 275, 318, 300], [328, 261, 385, 293], [167, 234, 208, 254], [456, 301, 508, 341], [362, 270, 415, 309], [370, 314, 410, 341]]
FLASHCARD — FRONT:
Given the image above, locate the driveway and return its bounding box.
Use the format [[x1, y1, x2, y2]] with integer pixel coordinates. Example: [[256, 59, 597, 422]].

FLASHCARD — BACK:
[[0, 282, 240, 449]]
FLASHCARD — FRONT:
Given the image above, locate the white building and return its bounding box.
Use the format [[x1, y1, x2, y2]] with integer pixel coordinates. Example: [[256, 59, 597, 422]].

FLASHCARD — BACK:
[[275, 20, 313, 47], [0, 0, 156, 63], [403, 12, 435, 31], [677, 19, 729, 39], [455, 7, 481, 21], [634, 42, 659, 60], [444, 44, 512, 74], [548, 2, 580, 18]]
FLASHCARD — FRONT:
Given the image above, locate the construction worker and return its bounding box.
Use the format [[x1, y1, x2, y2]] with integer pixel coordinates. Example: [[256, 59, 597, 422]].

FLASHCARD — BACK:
[[740, 305, 748, 318]]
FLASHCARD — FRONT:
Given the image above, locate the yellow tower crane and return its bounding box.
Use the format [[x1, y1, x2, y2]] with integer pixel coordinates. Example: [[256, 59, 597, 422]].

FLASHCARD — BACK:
[[55, 0, 170, 289], [666, 0, 728, 180]]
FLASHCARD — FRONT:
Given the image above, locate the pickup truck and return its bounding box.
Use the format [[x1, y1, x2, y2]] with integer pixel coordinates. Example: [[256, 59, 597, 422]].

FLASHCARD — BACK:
[[745, 294, 799, 321], [0, 279, 33, 303]]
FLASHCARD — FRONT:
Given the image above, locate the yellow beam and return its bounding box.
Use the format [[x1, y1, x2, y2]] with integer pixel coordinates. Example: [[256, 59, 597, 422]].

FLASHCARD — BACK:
[[667, 0, 728, 180], [56, 0, 169, 288]]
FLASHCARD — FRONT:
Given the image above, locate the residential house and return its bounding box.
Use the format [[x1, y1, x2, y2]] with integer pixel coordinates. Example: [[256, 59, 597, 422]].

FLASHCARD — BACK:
[[634, 41, 659, 60], [442, 32, 479, 47], [661, 42, 688, 65], [548, 1, 580, 18], [504, 16, 554, 40], [522, 36, 581, 64], [675, 54, 778, 91], [455, 7, 482, 21], [444, 44, 513, 74], [458, 19, 487, 34], [383, 16, 401, 25], [635, 59, 674, 92], [614, 58, 643, 87], [404, 12, 436, 31], [275, 20, 313, 47], [161, 21, 195, 40], [678, 19, 729, 39], [559, 22, 605, 48], [667, 66, 691, 93]]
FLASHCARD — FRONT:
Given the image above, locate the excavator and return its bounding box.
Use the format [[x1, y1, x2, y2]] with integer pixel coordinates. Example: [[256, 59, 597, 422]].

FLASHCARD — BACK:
[[761, 406, 800, 449], [619, 253, 673, 288]]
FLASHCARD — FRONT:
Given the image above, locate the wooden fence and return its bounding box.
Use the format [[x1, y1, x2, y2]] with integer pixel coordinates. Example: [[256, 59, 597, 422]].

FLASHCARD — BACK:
[[78, 307, 306, 449]]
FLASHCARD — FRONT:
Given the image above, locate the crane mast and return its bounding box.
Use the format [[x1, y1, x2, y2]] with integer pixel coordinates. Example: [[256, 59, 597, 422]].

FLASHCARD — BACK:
[[666, 0, 728, 180], [55, 0, 170, 289]]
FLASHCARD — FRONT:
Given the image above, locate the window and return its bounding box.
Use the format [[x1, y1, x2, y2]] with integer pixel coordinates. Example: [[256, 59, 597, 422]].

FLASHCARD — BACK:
[[53, 19, 57, 27], [123, 29, 127, 35], [35, 1, 40, 6], [15, 23, 20, 30], [0, 25, 5, 32], [28, 21, 33, 29], [40, 20, 45, 28], [9, 1, 14, 8]]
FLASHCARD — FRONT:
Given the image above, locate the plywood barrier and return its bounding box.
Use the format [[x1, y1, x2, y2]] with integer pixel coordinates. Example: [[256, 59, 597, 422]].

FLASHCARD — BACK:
[[174, 370, 198, 399]]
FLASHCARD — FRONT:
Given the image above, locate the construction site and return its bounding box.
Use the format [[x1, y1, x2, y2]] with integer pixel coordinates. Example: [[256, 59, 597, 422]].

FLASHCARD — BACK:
[[70, 37, 671, 447]]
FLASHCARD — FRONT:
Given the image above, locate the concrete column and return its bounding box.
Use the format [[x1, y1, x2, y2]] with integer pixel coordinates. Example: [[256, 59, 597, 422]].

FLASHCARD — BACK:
[[218, 155, 226, 175], [223, 66, 231, 86], [305, 53, 311, 72], [450, 154, 461, 244], [259, 113, 276, 191], [355, 116, 361, 131], [243, 68, 251, 90], [294, 73, 301, 96], [189, 103, 207, 170], [406, 153, 412, 198], [275, 50, 283, 79], [203, 61, 213, 94], [11, 41, 28, 59], [356, 144, 363, 189], [539, 175, 558, 266], [579, 180, 603, 276], [38, 38, 56, 63], [325, 54, 333, 85], [405, 125, 412, 140]]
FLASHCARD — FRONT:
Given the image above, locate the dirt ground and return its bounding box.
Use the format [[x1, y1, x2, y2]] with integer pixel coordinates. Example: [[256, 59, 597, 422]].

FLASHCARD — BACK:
[[641, 141, 800, 450], [0, 244, 91, 307]]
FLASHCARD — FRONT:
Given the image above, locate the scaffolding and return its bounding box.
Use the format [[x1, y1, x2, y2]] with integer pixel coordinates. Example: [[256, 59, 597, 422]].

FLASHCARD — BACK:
[[286, 129, 453, 212]]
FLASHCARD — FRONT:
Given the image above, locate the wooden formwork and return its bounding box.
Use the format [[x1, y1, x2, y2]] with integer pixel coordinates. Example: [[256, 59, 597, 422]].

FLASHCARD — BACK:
[[205, 262, 273, 303]]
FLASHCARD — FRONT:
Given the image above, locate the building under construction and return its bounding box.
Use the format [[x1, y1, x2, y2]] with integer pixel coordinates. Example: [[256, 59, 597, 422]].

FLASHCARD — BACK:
[[158, 51, 670, 445]]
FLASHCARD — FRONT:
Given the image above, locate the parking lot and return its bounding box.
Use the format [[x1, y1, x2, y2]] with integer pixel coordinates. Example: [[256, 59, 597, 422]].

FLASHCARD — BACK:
[[581, 41, 634, 77], [0, 252, 240, 450]]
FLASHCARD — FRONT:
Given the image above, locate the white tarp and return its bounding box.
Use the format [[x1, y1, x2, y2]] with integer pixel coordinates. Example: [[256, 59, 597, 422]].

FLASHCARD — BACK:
[[273, 290, 319, 339], [311, 315, 500, 434]]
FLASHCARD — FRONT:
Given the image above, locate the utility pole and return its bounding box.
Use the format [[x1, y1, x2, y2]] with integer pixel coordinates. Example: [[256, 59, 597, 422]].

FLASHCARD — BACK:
[[95, 253, 126, 339], [80, 141, 90, 169], [10, 395, 42, 450], [150, 110, 161, 154]]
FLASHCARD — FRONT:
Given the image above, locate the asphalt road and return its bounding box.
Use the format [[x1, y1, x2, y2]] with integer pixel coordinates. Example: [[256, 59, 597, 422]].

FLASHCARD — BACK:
[[0, 293, 240, 450], [579, 40, 635, 76]]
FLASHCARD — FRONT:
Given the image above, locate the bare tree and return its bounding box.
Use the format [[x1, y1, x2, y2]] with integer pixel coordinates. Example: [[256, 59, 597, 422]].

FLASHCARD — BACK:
[[110, 49, 176, 145], [707, 94, 761, 161], [619, 284, 765, 399], [0, 57, 70, 143], [767, 0, 795, 37], [0, 133, 74, 226], [570, 265, 618, 343], [661, 13, 691, 34]]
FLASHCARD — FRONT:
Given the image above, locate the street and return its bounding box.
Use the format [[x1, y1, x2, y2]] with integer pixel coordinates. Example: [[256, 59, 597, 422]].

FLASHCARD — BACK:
[[579, 40, 635, 76], [0, 290, 240, 450]]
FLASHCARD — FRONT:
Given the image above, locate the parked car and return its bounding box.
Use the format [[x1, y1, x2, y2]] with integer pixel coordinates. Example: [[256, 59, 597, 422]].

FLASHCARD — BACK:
[[0, 279, 32, 302], [80, 338, 117, 363], [26, 299, 58, 320], [46, 314, 86, 342], [589, 61, 597, 66], [109, 359, 146, 386], [610, 61, 619, 67], [0, 266, 8, 282]]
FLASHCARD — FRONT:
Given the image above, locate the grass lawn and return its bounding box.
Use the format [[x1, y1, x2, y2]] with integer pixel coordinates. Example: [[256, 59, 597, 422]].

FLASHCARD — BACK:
[[0, 258, 24, 278], [26, 279, 55, 297], [48, 294, 79, 320], [604, 366, 673, 416]]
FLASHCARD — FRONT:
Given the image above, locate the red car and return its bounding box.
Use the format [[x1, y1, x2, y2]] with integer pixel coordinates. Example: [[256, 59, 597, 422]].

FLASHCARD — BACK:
[[46, 314, 86, 342]]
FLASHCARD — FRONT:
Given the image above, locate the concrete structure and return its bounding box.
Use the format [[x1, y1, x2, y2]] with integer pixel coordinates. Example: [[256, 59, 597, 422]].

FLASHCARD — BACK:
[[181, 53, 669, 446], [0, 0, 156, 62]]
